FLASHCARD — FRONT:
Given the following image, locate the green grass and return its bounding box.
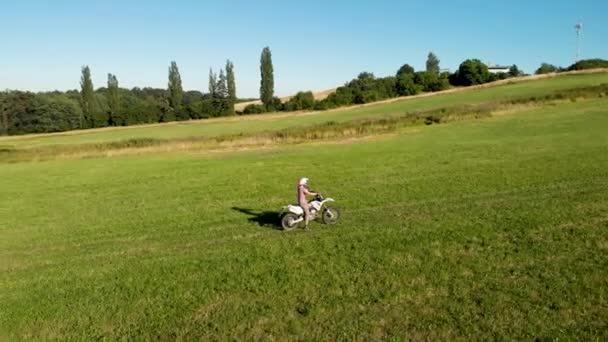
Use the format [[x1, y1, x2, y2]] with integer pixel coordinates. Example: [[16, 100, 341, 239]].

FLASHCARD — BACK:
[[2, 72, 607, 149], [1, 95, 607, 339]]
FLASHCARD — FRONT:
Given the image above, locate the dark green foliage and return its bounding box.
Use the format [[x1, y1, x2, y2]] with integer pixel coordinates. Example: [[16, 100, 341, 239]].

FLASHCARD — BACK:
[[0, 92, 8, 136], [260, 47, 274, 108], [317, 66, 451, 111], [396, 64, 415, 77], [107, 74, 120, 126], [80, 66, 97, 128], [535, 63, 559, 75], [346, 72, 398, 104], [0, 74, 252, 135], [212, 69, 230, 117], [2, 91, 81, 135], [325, 86, 354, 107], [208, 68, 217, 97], [426, 52, 440, 74], [131, 87, 169, 123], [453, 59, 490, 86], [243, 103, 266, 115], [396, 74, 420, 96], [168, 61, 183, 114], [414, 71, 450, 92], [508, 64, 522, 77], [226, 60, 236, 115], [567, 59, 608, 71], [378, 76, 398, 98], [183, 91, 204, 106], [267, 97, 283, 112], [92, 92, 110, 126], [313, 99, 333, 111], [197, 99, 215, 118], [283, 91, 315, 111]]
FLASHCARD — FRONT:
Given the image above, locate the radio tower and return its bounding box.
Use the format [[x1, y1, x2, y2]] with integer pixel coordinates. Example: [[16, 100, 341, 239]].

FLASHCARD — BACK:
[[575, 21, 583, 62]]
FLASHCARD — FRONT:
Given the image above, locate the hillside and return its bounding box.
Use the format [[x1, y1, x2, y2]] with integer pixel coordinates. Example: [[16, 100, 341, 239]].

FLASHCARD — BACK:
[[1, 70, 607, 152]]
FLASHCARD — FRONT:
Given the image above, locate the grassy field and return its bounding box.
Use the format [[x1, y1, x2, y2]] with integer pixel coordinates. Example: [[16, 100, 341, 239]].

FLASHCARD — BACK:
[[1, 78, 608, 339], [2, 72, 607, 149]]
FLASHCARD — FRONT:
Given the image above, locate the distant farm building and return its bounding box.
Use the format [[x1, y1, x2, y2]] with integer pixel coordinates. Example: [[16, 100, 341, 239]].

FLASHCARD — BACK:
[[488, 65, 510, 74]]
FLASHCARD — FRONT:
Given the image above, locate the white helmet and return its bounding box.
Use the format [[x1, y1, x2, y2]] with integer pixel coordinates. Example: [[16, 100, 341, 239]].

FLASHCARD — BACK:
[[298, 177, 309, 186]]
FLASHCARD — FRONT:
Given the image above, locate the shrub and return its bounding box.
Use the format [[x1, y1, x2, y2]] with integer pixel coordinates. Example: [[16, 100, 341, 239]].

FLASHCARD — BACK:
[[326, 86, 354, 107], [242, 104, 266, 115], [535, 63, 559, 75], [284, 91, 315, 111], [266, 97, 283, 112], [313, 99, 334, 111]]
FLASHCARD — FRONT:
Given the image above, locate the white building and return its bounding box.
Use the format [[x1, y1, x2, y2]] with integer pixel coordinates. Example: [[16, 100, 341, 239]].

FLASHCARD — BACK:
[[488, 65, 511, 74]]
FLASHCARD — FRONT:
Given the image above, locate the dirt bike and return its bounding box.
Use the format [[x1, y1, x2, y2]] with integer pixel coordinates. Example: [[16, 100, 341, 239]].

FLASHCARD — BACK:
[[279, 193, 340, 231]]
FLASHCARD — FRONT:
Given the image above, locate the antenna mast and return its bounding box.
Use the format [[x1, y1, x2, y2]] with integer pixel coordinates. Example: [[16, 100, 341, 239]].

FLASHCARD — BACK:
[[575, 21, 583, 62]]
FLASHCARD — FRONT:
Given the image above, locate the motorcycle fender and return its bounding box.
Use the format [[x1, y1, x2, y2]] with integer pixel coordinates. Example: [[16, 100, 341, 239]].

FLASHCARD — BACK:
[[280, 205, 304, 216]]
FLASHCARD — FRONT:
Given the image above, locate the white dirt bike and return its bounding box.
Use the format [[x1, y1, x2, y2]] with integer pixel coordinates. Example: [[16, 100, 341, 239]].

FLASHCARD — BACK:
[[279, 193, 340, 231]]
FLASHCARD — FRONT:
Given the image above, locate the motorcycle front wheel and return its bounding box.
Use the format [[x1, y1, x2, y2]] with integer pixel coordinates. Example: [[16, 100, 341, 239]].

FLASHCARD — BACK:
[[281, 213, 300, 231], [322, 207, 340, 225]]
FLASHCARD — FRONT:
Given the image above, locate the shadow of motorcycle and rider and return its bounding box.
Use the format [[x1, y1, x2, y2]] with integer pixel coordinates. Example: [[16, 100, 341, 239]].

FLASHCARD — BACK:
[[231, 207, 281, 229]]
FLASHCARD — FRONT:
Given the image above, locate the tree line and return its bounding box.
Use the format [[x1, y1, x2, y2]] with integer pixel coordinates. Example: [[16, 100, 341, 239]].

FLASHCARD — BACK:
[[0, 58, 240, 135], [1, 47, 606, 136], [244, 53, 523, 114], [244, 56, 607, 114], [534, 58, 608, 75]]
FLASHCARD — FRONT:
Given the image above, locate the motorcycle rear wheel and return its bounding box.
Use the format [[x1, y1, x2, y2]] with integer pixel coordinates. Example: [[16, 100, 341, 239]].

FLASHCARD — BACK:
[[281, 213, 300, 231]]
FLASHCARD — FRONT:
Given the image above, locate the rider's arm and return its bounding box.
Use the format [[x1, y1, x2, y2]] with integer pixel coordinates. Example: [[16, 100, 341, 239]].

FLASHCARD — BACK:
[[303, 187, 317, 196]]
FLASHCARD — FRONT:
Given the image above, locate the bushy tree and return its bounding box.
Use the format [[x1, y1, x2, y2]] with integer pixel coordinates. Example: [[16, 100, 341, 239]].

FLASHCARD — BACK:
[[455, 59, 490, 86], [260, 47, 274, 108], [426, 52, 440, 74], [350, 72, 380, 104], [535, 63, 559, 75], [396, 64, 415, 77], [284, 91, 315, 111]]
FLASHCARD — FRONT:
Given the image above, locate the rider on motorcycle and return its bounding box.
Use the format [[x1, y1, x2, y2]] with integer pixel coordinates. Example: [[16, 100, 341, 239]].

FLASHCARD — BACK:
[[297, 177, 318, 230]]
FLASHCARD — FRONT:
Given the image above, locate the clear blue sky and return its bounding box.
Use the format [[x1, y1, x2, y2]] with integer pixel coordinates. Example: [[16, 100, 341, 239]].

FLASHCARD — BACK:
[[1, 0, 606, 98]]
